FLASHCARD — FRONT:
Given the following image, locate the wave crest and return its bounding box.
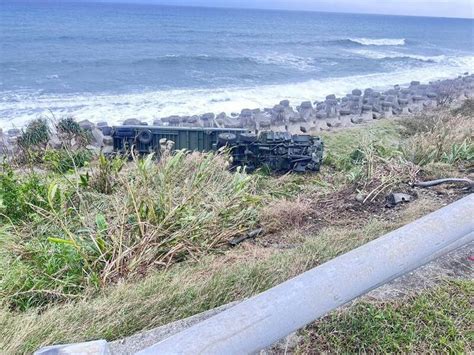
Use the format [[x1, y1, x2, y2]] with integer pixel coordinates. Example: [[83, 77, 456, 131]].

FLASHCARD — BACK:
[[133, 53, 316, 71], [1, 55, 472, 129], [349, 38, 406, 46], [351, 49, 446, 62]]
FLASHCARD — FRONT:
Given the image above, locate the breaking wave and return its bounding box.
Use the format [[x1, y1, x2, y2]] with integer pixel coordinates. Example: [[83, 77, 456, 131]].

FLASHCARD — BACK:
[[126, 54, 317, 71], [252, 53, 316, 71], [1, 54, 317, 71], [1, 54, 472, 129], [351, 49, 447, 62], [348, 38, 407, 46]]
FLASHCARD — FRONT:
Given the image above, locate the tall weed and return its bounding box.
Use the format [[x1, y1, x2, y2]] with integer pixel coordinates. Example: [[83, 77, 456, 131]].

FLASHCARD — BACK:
[[0, 164, 49, 223], [398, 110, 473, 166], [0, 151, 261, 309]]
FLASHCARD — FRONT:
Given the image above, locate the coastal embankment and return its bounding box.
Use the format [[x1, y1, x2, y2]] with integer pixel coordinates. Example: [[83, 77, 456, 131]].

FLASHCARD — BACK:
[[2, 95, 472, 353], [1, 74, 473, 154]]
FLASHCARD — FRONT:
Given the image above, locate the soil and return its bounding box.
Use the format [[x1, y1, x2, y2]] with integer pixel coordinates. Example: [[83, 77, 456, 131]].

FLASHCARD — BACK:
[[256, 182, 470, 250]]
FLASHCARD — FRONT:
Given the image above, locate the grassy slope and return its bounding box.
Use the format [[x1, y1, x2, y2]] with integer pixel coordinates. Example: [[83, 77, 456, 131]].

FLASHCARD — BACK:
[[297, 280, 473, 353], [2, 211, 441, 354], [1, 106, 472, 353]]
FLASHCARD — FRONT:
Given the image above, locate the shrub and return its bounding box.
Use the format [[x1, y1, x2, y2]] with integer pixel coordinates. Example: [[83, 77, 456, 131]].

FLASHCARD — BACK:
[[17, 118, 50, 150], [80, 153, 125, 194], [43, 149, 92, 174], [0, 151, 262, 309], [55, 117, 92, 148], [0, 164, 48, 223], [56, 116, 82, 136], [399, 110, 473, 166], [15, 118, 51, 163], [436, 84, 459, 106]]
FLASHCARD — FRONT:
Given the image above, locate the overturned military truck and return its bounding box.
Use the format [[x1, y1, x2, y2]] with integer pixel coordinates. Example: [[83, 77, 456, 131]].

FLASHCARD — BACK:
[[112, 125, 324, 173]]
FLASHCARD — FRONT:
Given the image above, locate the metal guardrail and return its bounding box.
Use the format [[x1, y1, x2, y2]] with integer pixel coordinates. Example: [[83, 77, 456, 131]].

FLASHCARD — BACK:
[[138, 194, 473, 355], [35, 194, 473, 355]]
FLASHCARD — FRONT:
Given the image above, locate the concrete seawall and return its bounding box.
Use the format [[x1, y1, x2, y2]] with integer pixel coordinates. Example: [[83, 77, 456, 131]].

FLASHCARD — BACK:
[[1, 73, 473, 154]]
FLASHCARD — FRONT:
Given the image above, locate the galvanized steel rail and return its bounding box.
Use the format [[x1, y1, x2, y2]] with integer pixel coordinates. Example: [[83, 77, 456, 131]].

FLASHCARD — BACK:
[[138, 194, 474, 355]]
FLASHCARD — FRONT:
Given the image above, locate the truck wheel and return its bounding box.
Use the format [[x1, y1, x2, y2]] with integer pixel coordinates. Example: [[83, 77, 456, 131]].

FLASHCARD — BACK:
[[239, 133, 257, 143], [137, 129, 153, 144], [218, 133, 237, 145]]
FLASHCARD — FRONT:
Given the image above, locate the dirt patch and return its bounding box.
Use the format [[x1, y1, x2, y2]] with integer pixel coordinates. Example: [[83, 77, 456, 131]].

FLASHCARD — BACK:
[[255, 187, 389, 249], [312, 187, 388, 223], [256, 180, 470, 250]]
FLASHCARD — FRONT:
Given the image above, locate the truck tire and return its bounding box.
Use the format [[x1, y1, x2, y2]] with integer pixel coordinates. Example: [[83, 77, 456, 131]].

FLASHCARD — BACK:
[[218, 133, 237, 145], [137, 129, 153, 144], [239, 133, 257, 143]]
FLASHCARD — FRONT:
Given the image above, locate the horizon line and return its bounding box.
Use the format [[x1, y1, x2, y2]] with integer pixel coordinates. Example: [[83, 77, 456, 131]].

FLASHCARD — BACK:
[[6, 0, 474, 20]]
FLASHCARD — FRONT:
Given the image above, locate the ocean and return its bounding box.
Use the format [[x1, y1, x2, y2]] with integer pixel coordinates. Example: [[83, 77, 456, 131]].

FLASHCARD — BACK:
[[0, 1, 473, 128]]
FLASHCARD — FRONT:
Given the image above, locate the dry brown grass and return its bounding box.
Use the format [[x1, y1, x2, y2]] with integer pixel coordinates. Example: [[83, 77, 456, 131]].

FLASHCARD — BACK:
[[1, 215, 407, 354], [398, 108, 473, 167], [452, 98, 474, 117], [0, 150, 263, 310], [260, 197, 315, 233], [354, 154, 420, 204], [2, 105, 472, 353]]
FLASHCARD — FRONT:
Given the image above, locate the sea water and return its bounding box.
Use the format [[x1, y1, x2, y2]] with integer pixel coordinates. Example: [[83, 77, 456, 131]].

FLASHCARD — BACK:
[[1, 1, 473, 127]]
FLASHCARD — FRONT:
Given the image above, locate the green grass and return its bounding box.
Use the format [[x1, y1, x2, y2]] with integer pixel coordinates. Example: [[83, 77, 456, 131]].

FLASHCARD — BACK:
[[0, 108, 472, 353], [322, 120, 400, 159], [0, 165, 49, 223], [297, 280, 473, 353], [0, 195, 446, 353], [0, 151, 262, 310], [0, 218, 406, 354], [42, 148, 92, 173]]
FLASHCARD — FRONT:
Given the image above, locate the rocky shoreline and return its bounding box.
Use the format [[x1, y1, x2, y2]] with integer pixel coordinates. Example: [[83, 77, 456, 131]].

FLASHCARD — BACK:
[[1, 73, 473, 153]]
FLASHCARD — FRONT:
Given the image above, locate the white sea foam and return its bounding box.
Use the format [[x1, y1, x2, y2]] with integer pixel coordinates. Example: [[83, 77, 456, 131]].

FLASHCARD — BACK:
[[253, 53, 315, 71], [0, 55, 473, 129], [351, 49, 447, 62], [350, 38, 406, 46]]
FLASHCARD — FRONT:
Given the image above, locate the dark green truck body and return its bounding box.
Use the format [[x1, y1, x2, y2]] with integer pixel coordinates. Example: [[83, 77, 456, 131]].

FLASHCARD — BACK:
[[112, 125, 323, 173], [112, 125, 246, 153]]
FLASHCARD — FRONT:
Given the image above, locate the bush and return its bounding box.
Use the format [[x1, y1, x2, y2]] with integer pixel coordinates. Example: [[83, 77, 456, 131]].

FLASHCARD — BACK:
[[43, 149, 92, 174], [0, 151, 262, 309], [56, 116, 82, 135], [0, 164, 48, 223], [15, 118, 51, 163], [399, 110, 473, 166], [81, 153, 125, 194], [55, 116, 92, 147], [17, 118, 50, 150]]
